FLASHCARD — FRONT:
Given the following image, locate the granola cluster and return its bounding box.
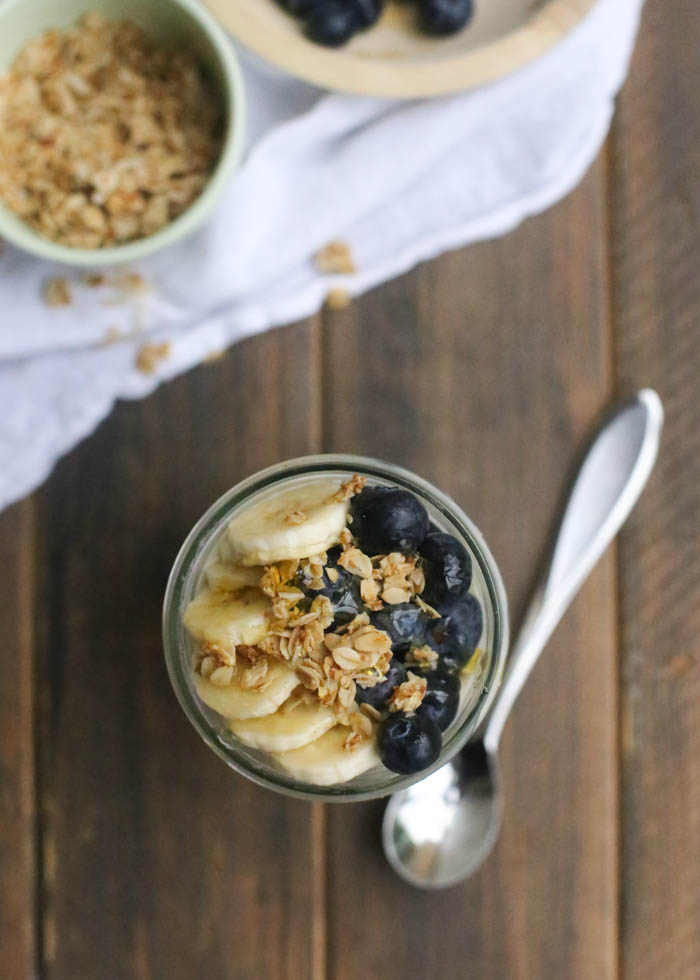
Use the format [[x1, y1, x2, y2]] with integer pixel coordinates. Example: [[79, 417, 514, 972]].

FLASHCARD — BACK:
[[335, 530, 425, 612], [195, 641, 271, 691], [314, 240, 356, 275], [0, 13, 222, 248], [389, 672, 428, 713], [258, 550, 398, 749]]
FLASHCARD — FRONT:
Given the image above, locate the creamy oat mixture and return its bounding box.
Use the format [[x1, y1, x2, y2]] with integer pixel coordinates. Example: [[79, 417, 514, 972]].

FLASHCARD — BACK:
[[182, 474, 487, 786]]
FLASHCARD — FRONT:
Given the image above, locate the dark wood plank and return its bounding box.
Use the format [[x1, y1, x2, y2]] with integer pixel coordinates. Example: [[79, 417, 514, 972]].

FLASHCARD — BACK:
[[34, 320, 324, 980], [0, 500, 37, 979], [322, 163, 619, 980], [608, 1, 700, 977]]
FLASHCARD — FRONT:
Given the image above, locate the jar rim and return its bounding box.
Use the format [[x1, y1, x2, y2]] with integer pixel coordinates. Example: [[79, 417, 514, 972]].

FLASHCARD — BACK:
[[163, 454, 509, 802]]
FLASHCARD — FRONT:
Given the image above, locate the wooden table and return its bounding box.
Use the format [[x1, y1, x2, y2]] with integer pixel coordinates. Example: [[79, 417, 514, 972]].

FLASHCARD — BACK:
[[2, 1, 698, 977]]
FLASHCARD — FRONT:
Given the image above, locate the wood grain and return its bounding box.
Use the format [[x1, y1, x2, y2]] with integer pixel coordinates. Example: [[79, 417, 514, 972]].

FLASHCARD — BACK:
[[0, 501, 37, 980], [608, 1, 700, 977], [32, 321, 323, 980], [321, 164, 619, 980]]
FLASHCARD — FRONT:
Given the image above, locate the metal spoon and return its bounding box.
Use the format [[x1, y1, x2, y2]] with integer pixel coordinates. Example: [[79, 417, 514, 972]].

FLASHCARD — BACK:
[[383, 389, 664, 889]]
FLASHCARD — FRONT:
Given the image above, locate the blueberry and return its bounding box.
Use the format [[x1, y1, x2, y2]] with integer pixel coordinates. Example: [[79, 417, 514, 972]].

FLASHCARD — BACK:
[[419, 0, 474, 35], [371, 603, 429, 650], [277, 0, 320, 16], [416, 669, 459, 731], [354, 657, 406, 711], [330, 589, 364, 625], [305, 1, 360, 46], [419, 530, 472, 606], [350, 0, 384, 28], [392, 644, 414, 663], [426, 594, 483, 670], [301, 545, 362, 624], [350, 486, 429, 554], [378, 712, 442, 774]]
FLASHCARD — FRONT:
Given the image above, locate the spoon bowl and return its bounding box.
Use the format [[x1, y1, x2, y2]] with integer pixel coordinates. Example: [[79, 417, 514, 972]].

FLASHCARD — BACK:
[[383, 390, 663, 888], [383, 742, 501, 889]]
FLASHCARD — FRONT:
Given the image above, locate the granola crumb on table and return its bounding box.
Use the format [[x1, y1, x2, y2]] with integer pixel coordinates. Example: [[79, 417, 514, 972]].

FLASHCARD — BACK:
[[314, 240, 356, 275], [82, 273, 106, 288], [43, 277, 72, 307], [134, 341, 171, 374], [324, 288, 352, 311]]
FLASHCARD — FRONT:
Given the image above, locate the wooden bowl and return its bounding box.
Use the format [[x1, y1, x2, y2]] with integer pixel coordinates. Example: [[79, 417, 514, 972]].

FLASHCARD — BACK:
[[203, 0, 598, 99], [0, 0, 246, 265]]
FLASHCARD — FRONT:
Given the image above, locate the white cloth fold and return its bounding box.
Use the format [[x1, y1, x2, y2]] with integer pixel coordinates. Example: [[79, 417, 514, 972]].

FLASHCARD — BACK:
[[0, 0, 643, 510]]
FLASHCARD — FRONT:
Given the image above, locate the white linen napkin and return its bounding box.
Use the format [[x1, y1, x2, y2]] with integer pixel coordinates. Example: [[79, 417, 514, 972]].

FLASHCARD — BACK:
[[0, 0, 643, 510]]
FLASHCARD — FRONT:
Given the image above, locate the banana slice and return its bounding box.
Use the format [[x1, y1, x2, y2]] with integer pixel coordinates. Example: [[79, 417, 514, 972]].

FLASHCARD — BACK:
[[183, 586, 269, 651], [205, 562, 263, 592], [273, 726, 380, 785], [215, 535, 236, 563], [229, 700, 335, 752], [227, 479, 349, 565], [194, 660, 298, 719]]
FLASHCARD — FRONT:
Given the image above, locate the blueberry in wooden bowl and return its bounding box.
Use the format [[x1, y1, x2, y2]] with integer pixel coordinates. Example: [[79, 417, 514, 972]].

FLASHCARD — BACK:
[[203, 0, 601, 99]]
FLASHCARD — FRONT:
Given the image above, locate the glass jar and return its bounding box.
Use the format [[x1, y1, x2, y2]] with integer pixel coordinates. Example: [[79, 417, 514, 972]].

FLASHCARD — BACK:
[[163, 455, 509, 802]]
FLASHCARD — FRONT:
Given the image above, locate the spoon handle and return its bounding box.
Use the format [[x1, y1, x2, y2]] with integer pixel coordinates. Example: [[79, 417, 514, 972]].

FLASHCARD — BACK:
[[483, 389, 663, 753]]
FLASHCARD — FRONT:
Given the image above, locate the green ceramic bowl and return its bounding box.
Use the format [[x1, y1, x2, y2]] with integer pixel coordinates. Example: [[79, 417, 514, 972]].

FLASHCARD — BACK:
[[0, 0, 245, 265]]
